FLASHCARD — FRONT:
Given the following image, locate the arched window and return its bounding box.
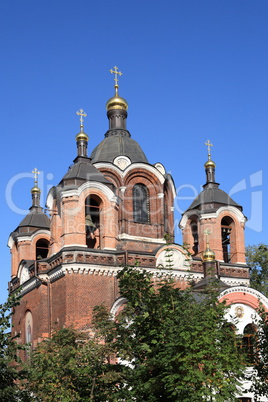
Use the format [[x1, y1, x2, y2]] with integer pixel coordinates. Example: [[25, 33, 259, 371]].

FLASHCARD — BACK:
[[133, 184, 150, 223], [85, 196, 101, 248], [36, 239, 49, 260], [221, 217, 233, 263], [190, 220, 199, 255], [25, 310, 33, 358], [242, 324, 256, 364]]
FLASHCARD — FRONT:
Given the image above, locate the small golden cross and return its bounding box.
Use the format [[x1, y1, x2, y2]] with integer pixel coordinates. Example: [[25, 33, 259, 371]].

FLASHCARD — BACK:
[[32, 168, 40, 187], [205, 139, 213, 159], [76, 108, 87, 126], [109, 66, 123, 85], [109, 66, 123, 95], [204, 229, 212, 247]]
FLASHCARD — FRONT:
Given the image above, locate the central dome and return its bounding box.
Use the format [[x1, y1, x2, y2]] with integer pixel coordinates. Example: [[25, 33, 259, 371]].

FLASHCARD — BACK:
[[90, 130, 148, 164]]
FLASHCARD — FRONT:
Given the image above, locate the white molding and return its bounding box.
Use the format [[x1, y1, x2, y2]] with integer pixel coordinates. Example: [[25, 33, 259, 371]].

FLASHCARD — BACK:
[[118, 233, 166, 243], [62, 244, 88, 249], [200, 205, 246, 223], [220, 277, 250, 286], [15, 230, 51, 243], [110, 297, 128, 317], [94, 162, 165, 185], [7, 235, 14, 249], [46, 190, 54, 210], [179, 209, 200, 230], [113, 156, 131, 170], [179, 205, 246, 230], [60, 181, 119, 204], [220, 286, 268, 310]]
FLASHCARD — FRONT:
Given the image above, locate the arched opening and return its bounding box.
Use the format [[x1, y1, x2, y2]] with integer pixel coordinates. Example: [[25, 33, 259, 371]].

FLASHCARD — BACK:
[[221, 216, 233, 263], [85, 195, 101, 248], [25, 310, 33, 359], [133, 184, 150, 224], [190, 219, 199, 255], [242, 323, 257, 365], [237, 398, 252, 402], [36, 239, 49, 260]]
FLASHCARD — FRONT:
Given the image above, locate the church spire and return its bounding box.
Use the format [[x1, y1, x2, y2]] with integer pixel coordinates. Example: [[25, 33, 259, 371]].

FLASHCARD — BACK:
[[204, 139, 217, 187], [75, 108, 89, 157], [31, 168, 41, 209]]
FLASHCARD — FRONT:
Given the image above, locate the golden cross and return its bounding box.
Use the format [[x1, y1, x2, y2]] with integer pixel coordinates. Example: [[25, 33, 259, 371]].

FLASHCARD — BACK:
[[204, 228, 211, 244], [32, 168, 40, 187], [76, 108, 87, 126], [205, 139, 213, 159], [109, 66, 123, 94]]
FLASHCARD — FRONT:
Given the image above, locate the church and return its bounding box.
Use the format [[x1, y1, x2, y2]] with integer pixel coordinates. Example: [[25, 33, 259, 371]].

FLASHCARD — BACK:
[[8, 67, 268, 401]]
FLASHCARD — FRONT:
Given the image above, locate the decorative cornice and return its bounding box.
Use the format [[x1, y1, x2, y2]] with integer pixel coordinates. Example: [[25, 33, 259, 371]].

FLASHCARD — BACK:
[[220, 278, 250, 287], [19, 278, 40, 296]]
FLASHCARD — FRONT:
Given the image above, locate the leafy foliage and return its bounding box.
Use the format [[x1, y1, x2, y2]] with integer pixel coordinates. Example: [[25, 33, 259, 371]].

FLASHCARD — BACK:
[[247, 304, 268, 401], [25, 326, 122, 401], [246, 243, 268, 297], [93, 267, 245, 401], [0, 294, 28, 402]]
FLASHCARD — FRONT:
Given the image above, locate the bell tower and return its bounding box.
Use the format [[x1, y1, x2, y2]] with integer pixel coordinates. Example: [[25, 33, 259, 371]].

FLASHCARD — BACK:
[[180, 140, 247, 265]]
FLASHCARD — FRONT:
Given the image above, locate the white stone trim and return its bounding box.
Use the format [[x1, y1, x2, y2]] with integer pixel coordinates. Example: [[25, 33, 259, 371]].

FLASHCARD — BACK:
[[15, 230, 51, 243], [220, 286, 268, 310], [200, 205, 246, 223], [7, 235, 15, 249], [113, 156, 131, 169], [179, 209, 200, 230], [62, 244, 88, 249], [220, 277, 250, 287], [118, 233, 166, 243], [110, 297, 128, 317], [154, 162, 166, 175], [94, 162, 165, 184], [60, 182, 119, 205], [180, 205, 247, 230], [46, 190, 54, 210], [19, 278, 40, 296]]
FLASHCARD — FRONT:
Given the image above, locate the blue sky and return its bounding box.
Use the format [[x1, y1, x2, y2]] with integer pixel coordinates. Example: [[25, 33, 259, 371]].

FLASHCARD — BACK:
[[1, 0, 268, 305]]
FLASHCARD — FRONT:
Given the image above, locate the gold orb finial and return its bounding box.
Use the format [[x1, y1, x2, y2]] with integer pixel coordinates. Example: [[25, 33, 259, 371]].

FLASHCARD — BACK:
[[202, 229, 216, 262], [106, 66, 128, 111], [31, 168, 41, 193], [204, 139, 216, 168], [75, 108, 89, 141]]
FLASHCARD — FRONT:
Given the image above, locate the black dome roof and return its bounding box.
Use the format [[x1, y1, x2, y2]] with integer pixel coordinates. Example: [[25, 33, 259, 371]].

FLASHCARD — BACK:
[[90, 129, 148, 164], [187, 185, 242, 212], [60, 156, 112, 186], [17, 210, 50, 231]]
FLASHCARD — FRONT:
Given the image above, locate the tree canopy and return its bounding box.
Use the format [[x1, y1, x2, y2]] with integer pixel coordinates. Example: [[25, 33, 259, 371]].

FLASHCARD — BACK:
[[93, 267, 245, 401], [25, 326, 122, 401], [5, 267, 252, 401], [246, 243, 268, 297]]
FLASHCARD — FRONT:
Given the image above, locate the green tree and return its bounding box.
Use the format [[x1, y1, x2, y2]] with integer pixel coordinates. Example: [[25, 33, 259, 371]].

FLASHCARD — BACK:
[[0, 294, 28, 402], [247, 304, 268, 401], [246, 244, 268, 297], [93, 267, 245, 402], [25, 326, 122, 401]]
